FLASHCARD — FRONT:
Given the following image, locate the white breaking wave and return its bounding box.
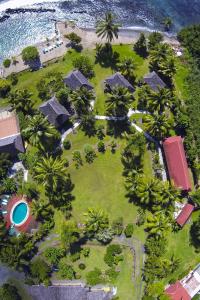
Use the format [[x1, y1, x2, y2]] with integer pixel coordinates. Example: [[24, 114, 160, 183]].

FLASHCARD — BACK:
[[0, 0, 61, 12]]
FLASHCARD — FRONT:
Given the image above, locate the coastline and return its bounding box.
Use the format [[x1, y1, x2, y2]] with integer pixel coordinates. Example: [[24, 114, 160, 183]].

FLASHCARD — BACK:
[[0, 21, 180, 78]]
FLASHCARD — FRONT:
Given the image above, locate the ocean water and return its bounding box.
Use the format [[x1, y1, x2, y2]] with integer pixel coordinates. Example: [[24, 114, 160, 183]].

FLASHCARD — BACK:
[[0, 0, 200, 62]]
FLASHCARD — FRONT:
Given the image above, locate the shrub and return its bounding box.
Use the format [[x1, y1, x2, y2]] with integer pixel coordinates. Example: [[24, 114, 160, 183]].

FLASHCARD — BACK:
[[110, 140, 117, 153], [96, 228, 114, 244], [73, 150, 83, 168], [0, 79, 10, 97], [105, 267, 119, 281], [84, 144, 96, 163], [97, 141, 105, 153], [134, 33, 148, 58], [65, 32, 82, 46], [79, 263, 86, 270], [3, 58, 11, 68], [96, 124, 105, 140], [0, 283, 21, 300], [44, 247, 65, 265], [73, 55, 94, 78], [22, 46, 39, 62], [70, 252, 80, 262], [86, 268, 104, 286], [63, 139, 71, 150], [112, 217, 123, 235], [124, 224, 134, 238], [59, 262, 76, 279], [9, 73, 18, 85], [30, 258, 50, 283], [104, 244, 122, 267], [82, 247, 90, 257]]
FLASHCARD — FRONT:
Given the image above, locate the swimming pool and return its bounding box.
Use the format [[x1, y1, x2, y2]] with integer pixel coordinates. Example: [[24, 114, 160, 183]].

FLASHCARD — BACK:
[[11, 201, 29, 226]]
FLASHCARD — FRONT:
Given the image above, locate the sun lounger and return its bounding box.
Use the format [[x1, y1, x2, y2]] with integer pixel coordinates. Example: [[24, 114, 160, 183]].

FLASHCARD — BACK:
[[2, 211, 7, 214]]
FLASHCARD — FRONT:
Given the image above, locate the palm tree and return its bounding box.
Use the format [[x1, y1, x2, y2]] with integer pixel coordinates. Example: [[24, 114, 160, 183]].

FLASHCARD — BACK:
[[135, 176, 162, 206], [84, 208, 109, 236], [70, 87, 94, 117], [23, 114, 56, 149], [33, 156, 67, 191], [169, 254, 180, 272], [146, 88, 173, 114], [143, 113, 172, 140], [96, 12, 120, 44], [9, 89, 34, 114], [145, 212, 170, 239], [30, 199, 52, 221], [106, 86, 134, 117], [117, 58, 136, 83]]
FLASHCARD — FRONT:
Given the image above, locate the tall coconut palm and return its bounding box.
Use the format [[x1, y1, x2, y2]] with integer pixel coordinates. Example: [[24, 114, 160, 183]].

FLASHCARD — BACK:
[[135, 176, 162, 206], [84, 208, 109, 236], [70, 87, 94, 117], [9, 89, 34, 114], [96, 12, 120, 44], [117, 58, 136, 83], [33, 156, 67, 191], [147, 88, 173, 114], [23, 114, 56, 149], [143, 113, 172, 140], [145, 212, 170, 239], [106, 86, 133, 117]]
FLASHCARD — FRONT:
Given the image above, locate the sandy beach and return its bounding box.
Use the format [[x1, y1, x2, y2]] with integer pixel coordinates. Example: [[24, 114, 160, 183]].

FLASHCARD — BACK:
[[1, 21, 180, 78]]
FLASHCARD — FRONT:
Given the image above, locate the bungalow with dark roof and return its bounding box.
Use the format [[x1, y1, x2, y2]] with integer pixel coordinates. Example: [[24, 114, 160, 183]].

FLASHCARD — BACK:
[[64, 70, 93, 91], [0, 110, 24, 155], [143, 71, 166, 91], [105, 72, 134, 92], [176, 203, 194, 227], [163, 136, 191, 191], [39, 97, 71, 128]]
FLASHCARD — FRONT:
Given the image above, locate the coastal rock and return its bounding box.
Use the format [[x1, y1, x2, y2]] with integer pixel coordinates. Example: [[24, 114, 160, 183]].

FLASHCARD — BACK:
[[0, 15, 10, 23], [5, 7, 56, 15]]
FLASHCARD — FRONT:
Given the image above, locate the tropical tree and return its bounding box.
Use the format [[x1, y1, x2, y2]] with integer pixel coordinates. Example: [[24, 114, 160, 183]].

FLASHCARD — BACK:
[[106, 86, 134, 117], [149, 43, 176, 82], [61, 221, 79, 250], [146, 88, 173, 114], [117, 58, 136, 82], [148, 32, 163, 50], [134, 33, 148, 58], [0, 283, 21, 300], [9, 89, 34, 114], [96, 12, 120, 44], [143, 113, 172, 140], [169, 254, 180, 272], [145, 212, 170, 239], [30, 258, 50, 283], [30, 199, 53, 221], [70, 87, 94, 116], [0, 153, 12, 180], [22, 46, 39, 63], [33, 156, 67, 191], [84, 208, 109, 237], [23, 114, 57, 149], [162, 17, 173, 31]]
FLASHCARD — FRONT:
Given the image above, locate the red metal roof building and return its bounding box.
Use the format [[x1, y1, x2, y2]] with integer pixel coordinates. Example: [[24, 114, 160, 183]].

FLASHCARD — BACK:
[[176, 203, 195, 227], [163, 136, 191, 191], [165, 281, 191, 300]]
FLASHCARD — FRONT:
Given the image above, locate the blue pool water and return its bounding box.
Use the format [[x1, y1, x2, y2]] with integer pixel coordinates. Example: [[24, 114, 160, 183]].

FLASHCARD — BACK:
[[12, 202, 28, 225]]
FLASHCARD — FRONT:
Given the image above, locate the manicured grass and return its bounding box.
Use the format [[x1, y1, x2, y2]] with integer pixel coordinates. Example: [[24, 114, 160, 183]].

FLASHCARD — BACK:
[[174, 57, 189, 100], [4, 44, 149, 115], [164, 211, 200, 283], [54, 244, 135, 300]]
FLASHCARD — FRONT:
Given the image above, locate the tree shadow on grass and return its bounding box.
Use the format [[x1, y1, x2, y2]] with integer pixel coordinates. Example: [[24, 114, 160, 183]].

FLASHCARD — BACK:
[[190, 220, 200, 252], [106, 119, 130, 138], [95, 43, 120, 70]]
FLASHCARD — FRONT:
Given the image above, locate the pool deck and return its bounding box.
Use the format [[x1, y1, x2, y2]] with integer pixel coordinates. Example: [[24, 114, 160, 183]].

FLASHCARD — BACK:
[[4, 195, 37, 233]]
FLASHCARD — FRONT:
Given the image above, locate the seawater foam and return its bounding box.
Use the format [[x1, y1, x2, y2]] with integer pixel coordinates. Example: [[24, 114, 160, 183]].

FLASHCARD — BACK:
[[0, 0, 61, 13]]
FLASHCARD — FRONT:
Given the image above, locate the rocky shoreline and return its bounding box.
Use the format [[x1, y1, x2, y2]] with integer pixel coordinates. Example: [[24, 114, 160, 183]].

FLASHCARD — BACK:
[[0, 7, 56, 23]]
